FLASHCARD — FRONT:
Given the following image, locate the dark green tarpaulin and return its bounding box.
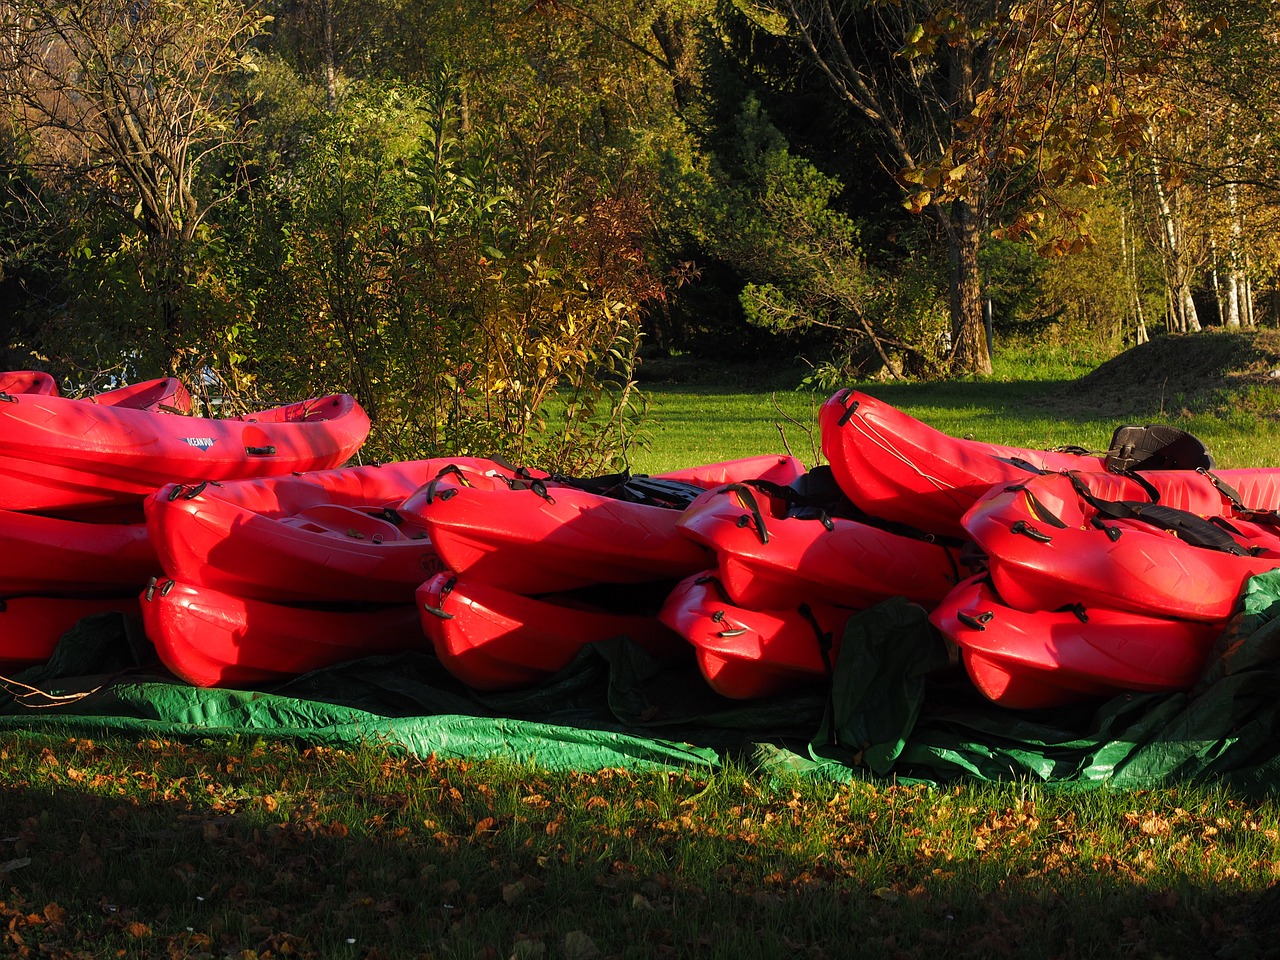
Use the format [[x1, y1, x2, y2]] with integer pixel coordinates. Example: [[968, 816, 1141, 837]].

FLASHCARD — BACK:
[[5, 570, 1280, 792]]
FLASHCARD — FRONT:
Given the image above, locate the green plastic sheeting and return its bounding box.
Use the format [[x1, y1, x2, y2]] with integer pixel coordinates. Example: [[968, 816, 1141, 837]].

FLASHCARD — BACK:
[[4, 572, 1280, 792]]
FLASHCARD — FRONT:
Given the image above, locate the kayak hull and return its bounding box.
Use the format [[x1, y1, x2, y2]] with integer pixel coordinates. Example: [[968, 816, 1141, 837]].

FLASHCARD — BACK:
[[417, 572, 681, 691], [0, 595, 142, 672], [964, 469, 1280, 622], [139, 579, 424, 687], [676, 481, 961, 611], [659, 573, 853, 699], [930, 575, 1223, 709]]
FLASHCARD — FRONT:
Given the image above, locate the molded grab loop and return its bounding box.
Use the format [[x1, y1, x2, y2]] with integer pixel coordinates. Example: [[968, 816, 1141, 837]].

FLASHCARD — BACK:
[[836, 395, 860, 427], [1010, 520, 1052, 543], [723, 483, 769, 544], [422, 577, 457, 620]]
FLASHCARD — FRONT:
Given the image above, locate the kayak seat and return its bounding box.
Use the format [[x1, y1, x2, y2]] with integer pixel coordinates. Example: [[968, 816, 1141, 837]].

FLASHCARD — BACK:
[[280, 504, 410, 542]]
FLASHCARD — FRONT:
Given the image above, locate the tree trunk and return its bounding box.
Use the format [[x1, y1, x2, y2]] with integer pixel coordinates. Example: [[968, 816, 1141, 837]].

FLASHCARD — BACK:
[[943, 197, 991, 374]]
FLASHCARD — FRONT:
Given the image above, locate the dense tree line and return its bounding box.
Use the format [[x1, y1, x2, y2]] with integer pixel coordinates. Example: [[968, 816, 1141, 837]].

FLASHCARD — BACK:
[[1, 0, 1277, 463]]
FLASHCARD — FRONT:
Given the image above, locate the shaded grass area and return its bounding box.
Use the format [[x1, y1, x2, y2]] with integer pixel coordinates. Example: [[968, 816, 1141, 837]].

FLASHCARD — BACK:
[[4, 734, 1280, 960]]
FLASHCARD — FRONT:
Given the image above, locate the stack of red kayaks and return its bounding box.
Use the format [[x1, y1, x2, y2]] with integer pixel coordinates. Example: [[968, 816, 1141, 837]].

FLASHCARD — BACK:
[[658, 467, 961, 698], [814, 387, 1256, 709], [675, 471, 961, 611], [0, 373, 372, 677], [0, 374, 214, 672], [405, 456, 806, 691], [924, 465, 1280, 708], [144, 458, 515, 604], [139, 459, 541, 686]]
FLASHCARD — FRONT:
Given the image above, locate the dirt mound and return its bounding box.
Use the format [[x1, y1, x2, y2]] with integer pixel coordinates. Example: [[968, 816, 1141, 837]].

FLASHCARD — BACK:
[[1047, 329, 1280, 418]]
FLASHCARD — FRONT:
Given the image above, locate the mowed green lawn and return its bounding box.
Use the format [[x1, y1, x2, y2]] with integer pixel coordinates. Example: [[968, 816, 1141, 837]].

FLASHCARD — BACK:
[[632, 375, 1280, 474]]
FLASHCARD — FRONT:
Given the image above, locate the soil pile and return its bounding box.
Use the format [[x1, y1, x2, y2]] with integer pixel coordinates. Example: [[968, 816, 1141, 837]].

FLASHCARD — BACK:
[[1052, 329, 1280, 419]]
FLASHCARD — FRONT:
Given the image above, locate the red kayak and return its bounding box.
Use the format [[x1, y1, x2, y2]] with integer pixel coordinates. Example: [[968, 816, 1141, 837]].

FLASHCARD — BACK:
[[963, 469, 1280, 622], [0, 510, 159, 594], [654, 454, 806, 489], [0, 392, 370, 511], [658, 573, 853, 699], [820, 389, 1108, 538], [398, 458, 797, 595], [139, 578, 424, 687], [417, 572, 681, 691], [0, 595, 142, 673], [0, 370, 59, 396], [676, 480, 961, 611], [0, 371, 195, 413], [145, 458, 515, 604], [930, 575, 1223, 709], [88, 377, 193, 414]]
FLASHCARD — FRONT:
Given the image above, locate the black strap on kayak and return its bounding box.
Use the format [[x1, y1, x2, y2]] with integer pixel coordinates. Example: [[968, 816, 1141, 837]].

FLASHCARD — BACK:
[[797, 603, 836, 677], [546, 470, 630, 497], [1064, 471, 1250, 556], [1055, 603, 1090, 623], [1199, 467, 1280, 528], [1104, 423, 1215, 473], [543, 470, 706, 510], [994, 455, 1050, 476], [1018, 484, 1069, 529], [618, 476, 709, 509]]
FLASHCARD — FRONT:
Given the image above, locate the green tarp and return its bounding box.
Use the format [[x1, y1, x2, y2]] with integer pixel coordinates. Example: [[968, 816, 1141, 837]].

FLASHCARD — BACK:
[[5, 571, 1280, 792]]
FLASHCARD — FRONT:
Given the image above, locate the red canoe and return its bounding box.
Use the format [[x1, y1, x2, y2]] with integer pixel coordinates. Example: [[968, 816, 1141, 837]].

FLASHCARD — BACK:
[[145, 457, 515, 604], [0, 595, 142, 673], [963, 468, 1280, 622], [139, 578, 424, 687], [658, 573, 853, 699], [417, 572, 681, 691], [0, 392, 370, 511], [930, 575, 1223, 709], [819, 389, 1108, 538], [676, 480, 961, 612]]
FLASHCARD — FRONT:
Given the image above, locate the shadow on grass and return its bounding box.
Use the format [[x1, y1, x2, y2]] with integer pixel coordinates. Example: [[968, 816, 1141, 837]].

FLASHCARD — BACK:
[[2, 773, 1274, 960]]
